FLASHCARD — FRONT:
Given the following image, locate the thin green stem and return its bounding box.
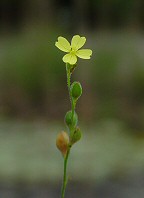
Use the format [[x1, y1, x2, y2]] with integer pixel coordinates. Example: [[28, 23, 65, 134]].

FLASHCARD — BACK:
[[66, 64, 71, 98], [61, 146, 71, 198], [66, 64, 75, 123], [61, 64, 76, 198]]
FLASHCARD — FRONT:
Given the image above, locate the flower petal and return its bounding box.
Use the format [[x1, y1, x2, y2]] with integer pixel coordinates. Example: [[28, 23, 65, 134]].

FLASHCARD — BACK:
[[62, 53, 77, 65], [76, 49, 92, 59], [55, 36, 71, 52], [71, 35, 86, 51]]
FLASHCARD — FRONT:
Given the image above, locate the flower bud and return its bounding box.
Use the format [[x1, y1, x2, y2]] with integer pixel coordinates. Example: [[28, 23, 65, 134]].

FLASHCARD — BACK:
[[71, 81, 82, 100], [56, 131, 69, 156], [71, 127, 82, 144], [65, 110, 78, 128]]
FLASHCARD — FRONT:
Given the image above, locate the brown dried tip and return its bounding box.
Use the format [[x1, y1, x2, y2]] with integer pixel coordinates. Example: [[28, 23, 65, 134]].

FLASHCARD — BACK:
[[56, 131, 69, 157]]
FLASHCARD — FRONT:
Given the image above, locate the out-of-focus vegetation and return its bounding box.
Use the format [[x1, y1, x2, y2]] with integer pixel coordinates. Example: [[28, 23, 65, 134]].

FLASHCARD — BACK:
[[0, 29, 144, 132], [0, 28, 66, 119], [0, 0, 144, 197], [0, 0, 144, 129]]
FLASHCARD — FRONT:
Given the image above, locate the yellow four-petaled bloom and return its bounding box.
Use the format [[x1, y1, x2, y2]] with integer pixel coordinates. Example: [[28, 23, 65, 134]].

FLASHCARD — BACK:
[[55, 35, 92, 65]]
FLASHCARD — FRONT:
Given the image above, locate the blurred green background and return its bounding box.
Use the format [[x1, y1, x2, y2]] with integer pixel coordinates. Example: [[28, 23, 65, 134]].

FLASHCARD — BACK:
[[0, 0, 144, 197]]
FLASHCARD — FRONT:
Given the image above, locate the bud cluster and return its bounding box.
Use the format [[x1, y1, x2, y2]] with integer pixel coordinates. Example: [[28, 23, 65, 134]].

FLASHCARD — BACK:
[[56, 64, 82, 157]]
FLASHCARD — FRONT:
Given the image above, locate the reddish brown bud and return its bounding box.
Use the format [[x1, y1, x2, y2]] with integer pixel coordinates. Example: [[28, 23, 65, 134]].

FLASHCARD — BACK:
[[56, 131, 69, 156]]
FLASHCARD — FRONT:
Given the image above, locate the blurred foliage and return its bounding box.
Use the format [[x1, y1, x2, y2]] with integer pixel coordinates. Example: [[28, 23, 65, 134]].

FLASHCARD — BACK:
[[0, 1, 144, 195], [0, 29, 144, 131], [0, 0, 144, 31], [0, 28, 68, 118]]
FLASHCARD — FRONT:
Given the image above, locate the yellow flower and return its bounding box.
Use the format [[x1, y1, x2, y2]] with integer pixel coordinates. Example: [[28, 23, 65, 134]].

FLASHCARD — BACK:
[[55, 35, 92, 65]]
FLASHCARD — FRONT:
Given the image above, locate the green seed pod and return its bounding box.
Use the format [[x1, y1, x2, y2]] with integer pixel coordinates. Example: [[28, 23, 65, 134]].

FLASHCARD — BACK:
[[71, 127, 82, 144], [71, 81, 82, 100], [65, 110, 78, 128]]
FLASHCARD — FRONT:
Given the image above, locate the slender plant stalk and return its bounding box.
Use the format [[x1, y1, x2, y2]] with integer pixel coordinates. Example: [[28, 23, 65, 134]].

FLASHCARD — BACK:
[[61, 146, 71, 198], [66, 64, 75, 123], [61, 64, 76, 198], [56, 35, 92, 198]]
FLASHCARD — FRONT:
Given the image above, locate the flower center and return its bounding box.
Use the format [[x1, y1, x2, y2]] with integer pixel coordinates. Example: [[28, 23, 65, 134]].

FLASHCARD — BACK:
[[70, 48, 76, 55]]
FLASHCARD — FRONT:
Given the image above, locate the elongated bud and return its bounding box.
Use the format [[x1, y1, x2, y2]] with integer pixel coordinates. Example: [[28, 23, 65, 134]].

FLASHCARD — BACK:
[[56, 131, 69, 157], [71, 81, 82, 100], [71, 127, 82, 144], [65, 110, 78, 128]]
